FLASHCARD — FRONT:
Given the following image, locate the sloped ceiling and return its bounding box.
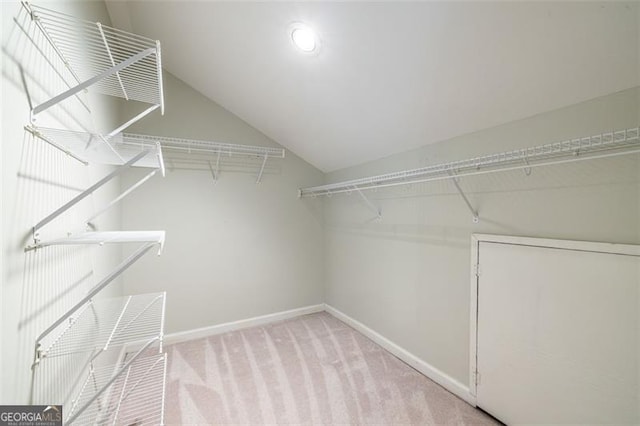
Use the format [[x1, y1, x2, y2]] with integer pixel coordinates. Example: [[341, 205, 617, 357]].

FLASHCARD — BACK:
[[107, 1, 639, 172]]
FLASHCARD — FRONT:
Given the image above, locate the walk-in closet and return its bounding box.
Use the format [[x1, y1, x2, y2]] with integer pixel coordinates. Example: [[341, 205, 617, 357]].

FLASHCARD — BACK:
[[1, 1, 638, 424]]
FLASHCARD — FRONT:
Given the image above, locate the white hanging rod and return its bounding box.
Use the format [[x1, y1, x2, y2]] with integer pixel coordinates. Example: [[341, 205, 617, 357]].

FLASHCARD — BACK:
[[122, 133, 286, 158], [21, 2, 164, 128], [299, 126, 640, 197]]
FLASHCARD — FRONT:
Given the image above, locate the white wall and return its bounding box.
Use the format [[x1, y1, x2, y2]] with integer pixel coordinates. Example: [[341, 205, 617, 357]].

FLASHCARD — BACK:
[[324, 87, 640, 387], [120, 72, 325, 334], [1, 1, 125, 403]]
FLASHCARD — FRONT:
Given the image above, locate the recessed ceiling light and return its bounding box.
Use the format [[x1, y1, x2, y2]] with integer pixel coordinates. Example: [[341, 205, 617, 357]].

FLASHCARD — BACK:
[[289, 23, 319, 54]]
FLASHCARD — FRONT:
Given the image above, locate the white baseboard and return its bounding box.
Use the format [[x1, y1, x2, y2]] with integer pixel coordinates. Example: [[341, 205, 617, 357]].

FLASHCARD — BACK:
[[324, 303, 476, 406], [163, 304, 325, 345], [160, 302, 475, 406]]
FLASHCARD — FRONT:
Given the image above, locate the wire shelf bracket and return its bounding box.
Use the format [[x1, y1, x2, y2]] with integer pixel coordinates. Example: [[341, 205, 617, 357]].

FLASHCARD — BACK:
[[21, 2, 164, 133], [353, 186, 382, 221], [299, 126, 640, 205], [447, 170, 479, 223], [256, 153, 269, 184]]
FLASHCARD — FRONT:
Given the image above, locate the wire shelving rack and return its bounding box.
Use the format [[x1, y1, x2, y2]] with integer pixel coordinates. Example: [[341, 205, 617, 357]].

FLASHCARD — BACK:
[[300, 127, 640, 197], [69, 352, 167, 425], [15, 3, 171, 423], [31, 293, 166, 425], [26, 125, 165, 169], [25, 126, 166, 243], [123, 133, 285, 183], [21, 2, 164, 132]]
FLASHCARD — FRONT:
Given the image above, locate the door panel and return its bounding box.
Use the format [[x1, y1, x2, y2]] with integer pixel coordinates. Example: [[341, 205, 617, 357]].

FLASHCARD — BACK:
[[476, 242, 639, 424]]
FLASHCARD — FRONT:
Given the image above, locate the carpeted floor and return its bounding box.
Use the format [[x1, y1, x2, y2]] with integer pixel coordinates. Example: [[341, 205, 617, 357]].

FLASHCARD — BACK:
[[164, 312, 499, 425]]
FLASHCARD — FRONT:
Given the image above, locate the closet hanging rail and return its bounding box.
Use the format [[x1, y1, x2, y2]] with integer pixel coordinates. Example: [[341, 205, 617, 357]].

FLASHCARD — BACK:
[[21, 2, 164, 132], [299, 126, 640, 197]]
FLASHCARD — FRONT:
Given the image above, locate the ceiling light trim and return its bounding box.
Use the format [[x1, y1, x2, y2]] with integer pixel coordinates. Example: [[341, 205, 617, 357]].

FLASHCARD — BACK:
[[288, 22, 320, 55]]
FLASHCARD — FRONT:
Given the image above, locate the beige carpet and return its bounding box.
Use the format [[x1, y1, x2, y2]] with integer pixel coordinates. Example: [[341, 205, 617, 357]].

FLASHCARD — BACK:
[[164, 312, 499, 425]]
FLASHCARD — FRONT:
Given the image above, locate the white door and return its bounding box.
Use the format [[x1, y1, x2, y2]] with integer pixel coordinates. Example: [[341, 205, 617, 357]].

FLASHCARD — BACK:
[[476, 241, 639, 425]]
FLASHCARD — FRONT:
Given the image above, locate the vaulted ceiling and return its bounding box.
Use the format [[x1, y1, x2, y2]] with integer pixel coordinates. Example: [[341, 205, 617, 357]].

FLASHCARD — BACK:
[[107, 1, 639, 172]]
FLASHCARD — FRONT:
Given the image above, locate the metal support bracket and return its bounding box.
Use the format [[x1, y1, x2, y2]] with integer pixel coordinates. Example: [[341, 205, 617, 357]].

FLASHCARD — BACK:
[[448, 170, 479, 223], [523, 157, 532, 176], [353, 186, 382, 221], [32, 149, 152, 239], [106, 104, 160, 139], [156, 142, 165, 177], [256, 153, 269, 184], [215, 151, 221, 180], [208, 161, 217, 183], [86, 168, 158, 224], [208, 151, 222, 183]]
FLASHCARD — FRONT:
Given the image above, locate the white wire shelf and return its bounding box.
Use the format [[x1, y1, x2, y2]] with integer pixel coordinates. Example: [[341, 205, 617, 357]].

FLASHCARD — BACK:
[[28, 231, 166, 254], [123, 133, 285, 183], [22, 2, 164, 126], [66, 351, 167, 425], [35, 292, 165, 360], [299, 126, 640, 197], [26, 125, 165, 169], [26, 126, 166, 238], [123, 133, 285, 158], [31, 294, 167, 423]]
